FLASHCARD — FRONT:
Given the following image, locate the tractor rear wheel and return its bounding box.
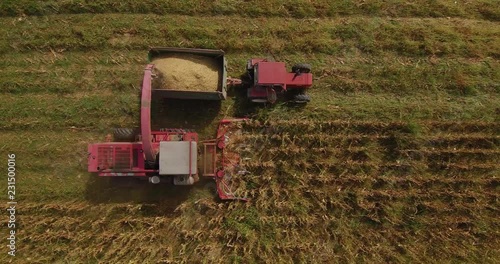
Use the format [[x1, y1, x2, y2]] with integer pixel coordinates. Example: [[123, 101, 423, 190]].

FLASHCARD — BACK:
[[292, 63, 312, 73], [113, 128, 139, 142]]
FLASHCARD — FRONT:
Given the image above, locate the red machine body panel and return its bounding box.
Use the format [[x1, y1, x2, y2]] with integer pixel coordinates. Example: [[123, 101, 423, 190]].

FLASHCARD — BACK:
[[149, 130, 198, 159], [285, 72, 313, 88], [248, 86, 268, 98], [249, 58, 266, 66], [88, 142, 148, 176], [255, 62, 287, 86], [252, 61, 313, 89]]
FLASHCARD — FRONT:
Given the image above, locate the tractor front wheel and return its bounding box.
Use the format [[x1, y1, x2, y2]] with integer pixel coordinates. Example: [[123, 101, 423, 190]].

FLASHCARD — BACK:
[[292, 63, 312, 73]]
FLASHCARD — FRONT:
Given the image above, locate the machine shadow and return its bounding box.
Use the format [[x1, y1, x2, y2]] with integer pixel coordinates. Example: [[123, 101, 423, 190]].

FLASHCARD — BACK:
[[84, 176, 191, 206], [84, 174, 219, 213], [151, 97, 221, 136]]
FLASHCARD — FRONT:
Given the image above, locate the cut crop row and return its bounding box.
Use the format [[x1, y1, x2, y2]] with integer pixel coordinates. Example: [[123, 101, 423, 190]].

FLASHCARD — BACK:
[[1, 0, 498, 20], [243, 120, 500, 135], [0, 66, 143, 94], [421, 121, 500, 134], [16, 212, 174, 263], [238, 131, 498, 151], [243, 158, 499, 176], [0, 93, 139, 131], [404, 149, 500, 163], [1, 15, 498, 58], [259, 144, 499, 165], [424, 135, 499, 149], [243, 120, 414, 135]]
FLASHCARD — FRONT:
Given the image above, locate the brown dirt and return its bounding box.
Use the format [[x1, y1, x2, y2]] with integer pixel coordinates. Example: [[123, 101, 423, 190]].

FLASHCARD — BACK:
[[152, 54, 219, 92]]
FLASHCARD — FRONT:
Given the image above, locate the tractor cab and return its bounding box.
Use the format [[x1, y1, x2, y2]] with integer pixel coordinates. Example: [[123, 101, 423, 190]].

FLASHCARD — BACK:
[[253, 61, 287, 87]]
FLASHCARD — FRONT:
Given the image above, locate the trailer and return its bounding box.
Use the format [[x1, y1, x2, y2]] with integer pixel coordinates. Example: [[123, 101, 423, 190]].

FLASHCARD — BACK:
[[148, 47, 228, 100]]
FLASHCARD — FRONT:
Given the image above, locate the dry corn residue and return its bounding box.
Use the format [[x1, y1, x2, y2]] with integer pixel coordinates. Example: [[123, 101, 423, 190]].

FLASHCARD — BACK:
[[152, 55, 219, 91]]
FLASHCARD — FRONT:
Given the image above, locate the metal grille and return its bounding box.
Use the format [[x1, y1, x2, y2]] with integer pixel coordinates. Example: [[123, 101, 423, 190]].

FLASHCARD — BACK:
[[97, 145, 132, 170]]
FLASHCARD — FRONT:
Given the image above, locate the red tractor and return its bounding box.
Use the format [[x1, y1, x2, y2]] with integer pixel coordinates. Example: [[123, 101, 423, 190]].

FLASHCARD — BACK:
[[242, 59, 313, 103]]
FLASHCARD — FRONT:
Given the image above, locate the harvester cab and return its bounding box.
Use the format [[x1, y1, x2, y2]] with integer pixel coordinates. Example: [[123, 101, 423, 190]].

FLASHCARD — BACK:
[[244, 59, 313, 104]]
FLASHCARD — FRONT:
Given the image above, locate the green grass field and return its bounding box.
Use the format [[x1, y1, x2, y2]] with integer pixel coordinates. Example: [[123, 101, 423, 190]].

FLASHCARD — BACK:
[[0, 1, 499, 263]]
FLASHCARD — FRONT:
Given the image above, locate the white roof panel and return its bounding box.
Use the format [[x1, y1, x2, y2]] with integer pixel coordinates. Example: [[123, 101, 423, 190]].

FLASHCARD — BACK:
[[159, 141, 197, 175]]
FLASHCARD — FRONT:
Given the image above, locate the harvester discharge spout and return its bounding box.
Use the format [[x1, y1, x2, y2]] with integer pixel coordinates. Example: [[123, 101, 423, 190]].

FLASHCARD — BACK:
[[141, 64, 155, 162]]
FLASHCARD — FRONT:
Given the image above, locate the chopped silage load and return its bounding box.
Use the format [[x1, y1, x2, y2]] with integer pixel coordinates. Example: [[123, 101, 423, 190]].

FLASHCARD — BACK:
[[152, 55, 219, 91]]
